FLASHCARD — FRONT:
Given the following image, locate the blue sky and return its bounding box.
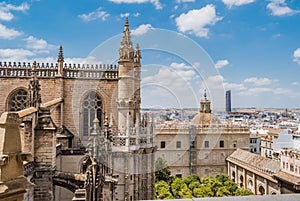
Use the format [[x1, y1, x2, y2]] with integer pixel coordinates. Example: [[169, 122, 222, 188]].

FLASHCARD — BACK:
[[0, 0, 300, 109]]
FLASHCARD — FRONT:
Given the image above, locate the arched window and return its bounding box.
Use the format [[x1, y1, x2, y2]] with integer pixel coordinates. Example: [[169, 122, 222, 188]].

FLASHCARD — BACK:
[[232, 171, 236, 182], [239, 175, 244, 187], [7, 88, 28, 111], [259, 186, 265, 195], [81, 91, 102, 137], [248, 179, 253, 189]]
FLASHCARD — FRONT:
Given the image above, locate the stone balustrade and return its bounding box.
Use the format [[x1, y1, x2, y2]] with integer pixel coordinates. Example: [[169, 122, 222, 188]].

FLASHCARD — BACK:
[[0, 61, 118, 80]]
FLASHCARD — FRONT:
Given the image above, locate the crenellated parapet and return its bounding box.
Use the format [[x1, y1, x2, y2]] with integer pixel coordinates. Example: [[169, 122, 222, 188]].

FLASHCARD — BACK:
[[0, 61, 119, 80]]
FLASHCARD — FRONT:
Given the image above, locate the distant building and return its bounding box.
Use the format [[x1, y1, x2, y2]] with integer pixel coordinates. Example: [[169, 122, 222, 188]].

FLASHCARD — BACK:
[[260, 129, 282, 159], [227, 148, 300, 195], [154, 91, 249, 179], [227, 149, 281, 195], [226, 90, 231, 113], [250, 134, 261, 154]]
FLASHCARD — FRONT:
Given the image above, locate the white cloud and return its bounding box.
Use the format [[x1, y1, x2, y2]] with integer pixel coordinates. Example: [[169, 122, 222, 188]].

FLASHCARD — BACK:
[[293, 48, 300, 64], [64, 56, 103, 64], [0, 23, 22, 39], [238, 87, 272, 96], [292, 81, 299, 86], [0, 48, 35, 61], [202, 75, 224, 89], [244, 77, 275, 86], [175, 4, 222, 38], [215, 59, 229, 69], [108, 0, 162, 10], [222, 0, 255, 8], [176, 0, 195, 3], [273, 87, 290, 95], [0, 51, 104, 65], [133, 12, 140, 17], [272, 33, 281, 39], [131, 24, 153, 36], [267, 0, 299, 16], [170, 63, 196, 81], [224, 82, 246, 91], [78, 8, 109, 21], [142, 63, 196, 87], [0, 2, 29, 21], [141, 65, 198, 108], [0, 10, 13, 21], [24, 36, 56, 53], [120, 12, 140, 18], [120, 13, 130, 18]]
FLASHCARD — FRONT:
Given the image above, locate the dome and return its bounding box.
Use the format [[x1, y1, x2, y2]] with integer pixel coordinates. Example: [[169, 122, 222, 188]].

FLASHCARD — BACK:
[[191, 112, 221, 125]]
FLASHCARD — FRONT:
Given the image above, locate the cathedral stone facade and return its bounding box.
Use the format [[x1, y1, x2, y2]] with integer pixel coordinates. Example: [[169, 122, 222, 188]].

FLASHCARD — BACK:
[[0, 19, 155, 201]]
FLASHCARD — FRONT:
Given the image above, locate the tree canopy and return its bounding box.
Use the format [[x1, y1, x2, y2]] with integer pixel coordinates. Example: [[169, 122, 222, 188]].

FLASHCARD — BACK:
[[155, 157, 171, 183], [155, 173, 254, 199]]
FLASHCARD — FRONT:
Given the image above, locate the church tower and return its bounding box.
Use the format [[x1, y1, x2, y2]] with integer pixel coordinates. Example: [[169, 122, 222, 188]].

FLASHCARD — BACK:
[[112, 18, 155, 201], [117, 18, 141, 135], [200, 90, 211, 114]]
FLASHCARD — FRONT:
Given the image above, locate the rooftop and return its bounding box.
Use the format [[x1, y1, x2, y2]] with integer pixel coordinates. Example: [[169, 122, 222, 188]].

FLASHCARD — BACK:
[[227, 149, 281, 174]]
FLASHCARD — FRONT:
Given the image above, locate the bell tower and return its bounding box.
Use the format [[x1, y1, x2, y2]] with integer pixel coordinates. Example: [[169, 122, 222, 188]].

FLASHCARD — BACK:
[[200, 90, 211, 114], [117, 18, 141, 135]]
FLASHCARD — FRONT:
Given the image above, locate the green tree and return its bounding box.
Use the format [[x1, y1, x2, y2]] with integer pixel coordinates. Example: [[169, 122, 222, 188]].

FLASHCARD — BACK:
[[184, 174, 200, 186], [155, 157, 171, 182], [178, 184, 193, 198], [155, 180, 173, 200], [171, 177, 192, 198], [235, 187, 254, 196], [223, 179, 238, 194], [171, 177, 184, 198], [193, 186, 214, 197], [188, 181, 201, 191], [216, 174, 230, 183], [216, 186, 231, 197], [202, 177, 222, 196], [155, 173, 254, 200]]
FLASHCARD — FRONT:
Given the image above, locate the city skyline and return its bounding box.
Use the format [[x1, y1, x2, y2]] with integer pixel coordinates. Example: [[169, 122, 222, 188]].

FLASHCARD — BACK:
[[0, 0, 300, 109]]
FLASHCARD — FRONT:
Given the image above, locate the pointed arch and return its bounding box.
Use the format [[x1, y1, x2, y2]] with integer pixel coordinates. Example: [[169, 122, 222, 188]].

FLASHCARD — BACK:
[[6, 87, 28, 111], [80, 91, 103, 138]]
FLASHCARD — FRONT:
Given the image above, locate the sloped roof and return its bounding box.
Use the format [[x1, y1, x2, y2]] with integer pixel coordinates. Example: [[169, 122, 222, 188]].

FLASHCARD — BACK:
[[41, 98, 63, 108], [17, 107, 37, 118], [227, 148, 281, 174], [274, 171, 300, 186]]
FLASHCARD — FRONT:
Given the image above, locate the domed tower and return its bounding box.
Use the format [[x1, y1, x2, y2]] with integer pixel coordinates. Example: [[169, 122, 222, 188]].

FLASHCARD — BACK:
[[200, 89, 211, 114], [117, 18, 141, 135]]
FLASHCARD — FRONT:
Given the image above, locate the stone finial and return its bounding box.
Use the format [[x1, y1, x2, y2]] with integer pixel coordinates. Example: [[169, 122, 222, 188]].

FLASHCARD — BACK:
[[135, 43, 141, 63], [119, 18, 134, 61], [124, 17, 129, 30], [57, 45, 64, 76], [57, 45, 64, 63]]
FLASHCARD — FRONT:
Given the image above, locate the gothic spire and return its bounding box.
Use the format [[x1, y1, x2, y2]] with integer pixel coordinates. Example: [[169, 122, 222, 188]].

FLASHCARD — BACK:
[[57, 45, 64, 76], [119, 18, 134, 61], [57, 45, 64, 62]]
